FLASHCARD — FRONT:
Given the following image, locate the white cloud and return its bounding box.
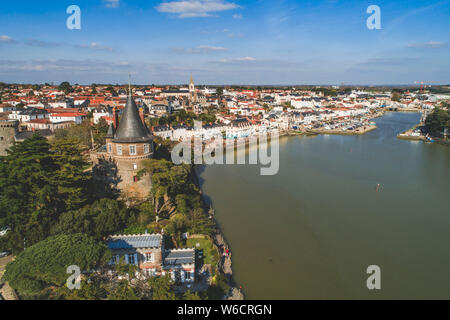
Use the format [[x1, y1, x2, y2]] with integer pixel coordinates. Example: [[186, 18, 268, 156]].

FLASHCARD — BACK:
[[0, 35, 16, 43], [198, 45, 227, 51], [219, 56, 256, 63], [75, 42, 114, 52], [232, 13, 242, 19], [407, 41, 447, 49], [172, 44, 228, 53], [25, 39, 62, 47], [0, 59, 130, 73], [104, 0, 120, 8], [156, 0, 239, 18]]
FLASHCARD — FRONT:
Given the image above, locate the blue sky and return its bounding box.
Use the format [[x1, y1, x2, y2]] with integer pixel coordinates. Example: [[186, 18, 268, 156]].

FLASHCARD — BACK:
[[0, 0, 449, 85]]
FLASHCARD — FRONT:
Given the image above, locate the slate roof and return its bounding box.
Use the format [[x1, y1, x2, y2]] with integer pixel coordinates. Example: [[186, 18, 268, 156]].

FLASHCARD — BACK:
[[163, 249, 195, 266], [113, 95, 153, 143], [15, 129, 53, 141], [107, 234, 162, 249], [18, 108, 48, 116]]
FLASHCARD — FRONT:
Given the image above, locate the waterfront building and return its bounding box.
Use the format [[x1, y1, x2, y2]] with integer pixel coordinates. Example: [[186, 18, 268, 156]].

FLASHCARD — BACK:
[[107, 233, 195, 282]]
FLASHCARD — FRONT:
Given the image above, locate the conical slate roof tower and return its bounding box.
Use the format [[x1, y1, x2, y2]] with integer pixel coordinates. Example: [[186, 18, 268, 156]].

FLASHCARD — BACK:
[[113, 94, 152, 143], [105, 123, 115, 139]]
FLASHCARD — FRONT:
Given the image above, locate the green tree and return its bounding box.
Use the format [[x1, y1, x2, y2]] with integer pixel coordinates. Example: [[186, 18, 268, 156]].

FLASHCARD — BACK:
[[51, 198, 134, 240], [0, 134, 60, 251], [51, 137, 92, 210], [61, 278, 107, 300], [425, 107, 450, 137], [207, 273, 230, 300], [183, 290, 202, 300], [93, 117, 109, 146], [3, 233, 109, 298], [391, 92, 402, 102], [107, 280, 139, 300], [148, 275, 177, 300], [54, 120, 94, 149], [59, 81, 74, 95]]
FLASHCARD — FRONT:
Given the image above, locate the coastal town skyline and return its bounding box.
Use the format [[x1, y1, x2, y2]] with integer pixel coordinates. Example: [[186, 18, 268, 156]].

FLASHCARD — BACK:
[[1, 0, 450, 85]]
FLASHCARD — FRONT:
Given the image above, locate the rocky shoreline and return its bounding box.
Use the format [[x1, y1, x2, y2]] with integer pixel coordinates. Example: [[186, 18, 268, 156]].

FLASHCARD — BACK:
[[192, 165, 244, 300]]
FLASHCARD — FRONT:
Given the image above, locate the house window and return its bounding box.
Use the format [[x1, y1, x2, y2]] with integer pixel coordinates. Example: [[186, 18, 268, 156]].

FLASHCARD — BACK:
[[128, 254, 135, 265], [129, 145, 136, 155], [117, 145, 122, 155], [108, 144, 112, 153], [110, 255, 119, 265], [144, 144, 150, 154], [144, 253, 153, 263], [185, 271, 191, 280], [133, 163, 137, 170]]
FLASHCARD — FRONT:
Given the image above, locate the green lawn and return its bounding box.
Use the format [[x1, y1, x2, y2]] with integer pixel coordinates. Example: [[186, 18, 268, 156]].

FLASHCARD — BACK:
[[186, 237, 219, 267]]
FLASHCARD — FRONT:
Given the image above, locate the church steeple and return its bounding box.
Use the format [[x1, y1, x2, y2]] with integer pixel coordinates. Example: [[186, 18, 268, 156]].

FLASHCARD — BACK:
[[189, 74, 195, 93]]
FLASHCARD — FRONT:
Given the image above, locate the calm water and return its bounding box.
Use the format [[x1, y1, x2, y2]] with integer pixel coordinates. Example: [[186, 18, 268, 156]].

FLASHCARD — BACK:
[[197, 112, 450, 299]]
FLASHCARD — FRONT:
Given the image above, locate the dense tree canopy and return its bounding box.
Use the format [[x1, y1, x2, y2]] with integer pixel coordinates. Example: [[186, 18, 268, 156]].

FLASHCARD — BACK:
[[58, 81, 74, 94], [3, 233, 109, 297], [51, 198, 136, 240], [139, 159, 214, 242], [54, 119, 108, 149], [52, 137, 92, 210], [0, 134, 98, 252], [425, 106, 450, 137], [149, 109, 217, 128], [0, 134, 60, 250]]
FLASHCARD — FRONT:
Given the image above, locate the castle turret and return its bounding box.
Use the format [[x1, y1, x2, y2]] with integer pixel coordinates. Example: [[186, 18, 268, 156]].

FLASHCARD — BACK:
[[107, 94, 154, 199], [0, 120, 19, 156]]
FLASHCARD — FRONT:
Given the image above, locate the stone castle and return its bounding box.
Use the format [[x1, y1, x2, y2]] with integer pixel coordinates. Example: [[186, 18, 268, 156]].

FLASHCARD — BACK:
[[0, 120, 19, 156], [94, 93, 154, 200]]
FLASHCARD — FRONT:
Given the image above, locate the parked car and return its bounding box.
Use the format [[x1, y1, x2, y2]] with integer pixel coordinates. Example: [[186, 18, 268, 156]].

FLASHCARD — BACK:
[[0, 251, 10, 258]]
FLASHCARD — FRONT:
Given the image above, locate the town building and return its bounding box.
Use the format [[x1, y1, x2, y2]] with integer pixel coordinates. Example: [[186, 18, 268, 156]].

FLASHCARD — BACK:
[[107, 233, 195, 283]]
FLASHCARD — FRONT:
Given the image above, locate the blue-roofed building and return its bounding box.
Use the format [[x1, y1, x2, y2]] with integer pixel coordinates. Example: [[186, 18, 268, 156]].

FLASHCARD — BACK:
[[107, 234, 162, 249], [162, 249, 196, 283], [107, 233, 195, 283], [107, 233, 164, 277]]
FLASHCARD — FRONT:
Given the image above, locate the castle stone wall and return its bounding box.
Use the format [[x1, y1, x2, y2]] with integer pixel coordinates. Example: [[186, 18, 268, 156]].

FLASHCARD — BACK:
[[0, 120, 19, 156]]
